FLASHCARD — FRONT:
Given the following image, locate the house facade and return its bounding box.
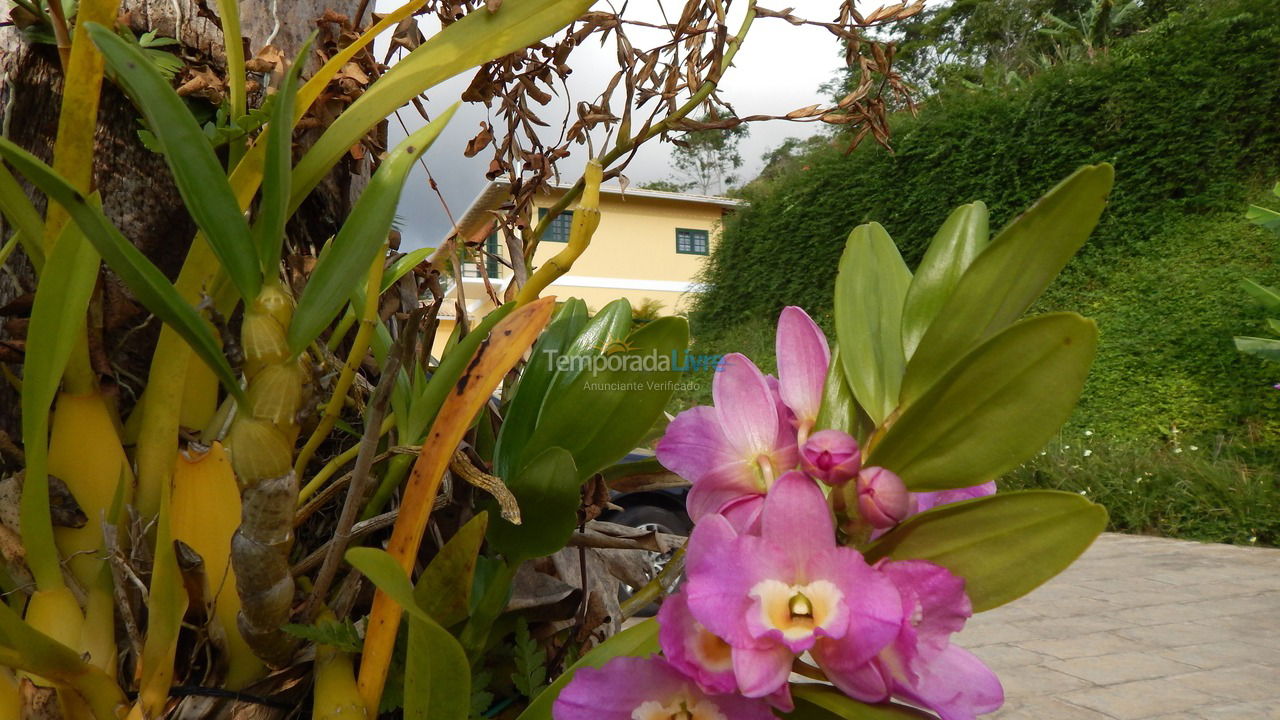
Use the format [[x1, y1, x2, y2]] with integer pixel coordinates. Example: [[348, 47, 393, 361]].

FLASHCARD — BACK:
[[433, 181, 742, 347]]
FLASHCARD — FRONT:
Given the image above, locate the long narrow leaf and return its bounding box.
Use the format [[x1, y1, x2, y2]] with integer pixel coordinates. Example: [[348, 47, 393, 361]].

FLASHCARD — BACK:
[[85, 23, 259, 301], [289, 105, 457, 354], [252, 38, 311, 275], [19, 220, 100, 590], [290, 0, 594, 206], [0, 162, 46, 270], [0, 138, 244, 403]]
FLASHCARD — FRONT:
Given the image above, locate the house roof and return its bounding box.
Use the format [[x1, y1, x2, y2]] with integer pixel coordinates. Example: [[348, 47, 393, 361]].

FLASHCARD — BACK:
[[446, 179, 744, 243]]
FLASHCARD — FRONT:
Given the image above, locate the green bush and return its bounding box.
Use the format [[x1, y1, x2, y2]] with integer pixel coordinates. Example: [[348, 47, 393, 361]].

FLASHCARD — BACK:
[[689, 0, 1280, 449], [1003, 433, 1280, 546]]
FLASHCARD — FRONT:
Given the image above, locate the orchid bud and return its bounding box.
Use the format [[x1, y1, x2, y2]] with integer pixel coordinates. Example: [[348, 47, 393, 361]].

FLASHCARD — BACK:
[[800, 429, 862, 485], [856, 466, 910, 529]]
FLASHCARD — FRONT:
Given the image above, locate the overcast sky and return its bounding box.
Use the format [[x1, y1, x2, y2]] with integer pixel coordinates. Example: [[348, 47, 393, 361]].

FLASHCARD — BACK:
[[375, 0, 861, 249]]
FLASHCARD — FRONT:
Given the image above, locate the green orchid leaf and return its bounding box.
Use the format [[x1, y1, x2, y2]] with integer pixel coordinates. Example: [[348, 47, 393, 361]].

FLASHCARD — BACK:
[[345, 547, 470, 720], [414, 512, 489, 628], [487, 447, 579, 564], [542, 298, 633, 405], [0, 161, 46, 270], [405, 613, 470, 720], [788, 685, 938, 719], [85, 23, 259, 301], [251, 37, 310, 276], [867, 313, 1097, 491], [835, 222, 912, 427], [865, 490, 1107, 612], [0, 138, 243, 403], [514, 619, 659, 720], [19, 219, 100, 589], [290, 0, 595, 208], [523, 316, 689, 480], [816, 345, 859, 437], [901, 202, 989, 361], [1235, 336, 1280, 363], [288, 105, 456, 354], [1240, 278, 1280, 314], [900, 164, 1113, 404], [494, 298, 590, 478]]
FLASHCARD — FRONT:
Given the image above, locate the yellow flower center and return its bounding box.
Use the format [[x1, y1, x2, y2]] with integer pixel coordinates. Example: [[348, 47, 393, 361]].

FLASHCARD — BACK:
[[689, 623, 734, 672], [750, 579, 843, 642], [633, 695, 727, 720]]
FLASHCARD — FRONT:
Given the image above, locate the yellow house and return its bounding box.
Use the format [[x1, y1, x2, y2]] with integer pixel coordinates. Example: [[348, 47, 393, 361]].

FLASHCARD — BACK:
[[433, 181, 743, 346]]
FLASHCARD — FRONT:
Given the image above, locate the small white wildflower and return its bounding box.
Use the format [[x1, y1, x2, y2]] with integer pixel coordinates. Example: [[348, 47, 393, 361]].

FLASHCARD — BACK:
[[1190, 445, 1199, 451], [1078, 490, 1087, 495], [1083, 449, 1093, 457], [1084, 430, 1094, 437], [1174, 447, 1183, 454], [1064, 445, 1071, 450]]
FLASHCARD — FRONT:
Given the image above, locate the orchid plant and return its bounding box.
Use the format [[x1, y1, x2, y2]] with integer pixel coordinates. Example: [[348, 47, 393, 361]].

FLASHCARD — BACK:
[[546, 164, 1117, 719]]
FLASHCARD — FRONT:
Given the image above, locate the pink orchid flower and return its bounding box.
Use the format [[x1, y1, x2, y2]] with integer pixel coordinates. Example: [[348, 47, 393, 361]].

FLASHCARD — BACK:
[[776, 306, 831, 443], [658, 590, 795, 712], [684, 471, 901, 699], [911, 481, 998, 517], [657, 352, 798, 524], [657, 307, 829, 525], [551, 655, 778, 720], [815, 560, 1003, 720]]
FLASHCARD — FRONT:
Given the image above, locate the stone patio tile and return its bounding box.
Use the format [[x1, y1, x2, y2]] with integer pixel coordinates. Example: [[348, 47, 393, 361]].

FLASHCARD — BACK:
[[990, 697, 1115, 719], [1061, 677, 1220, 719], [1197, 700, 1280, 719], [1046, 652, 1199, 685], [1016, 631, 1154, 660], [1115, 622, 1230, 648], [968, 643, 1050, 668], [1172, 664, 1280, 703], [992, 664, 1093, 698], [1158, 640, 1280, 670], [1006, 615, 1133, 640]]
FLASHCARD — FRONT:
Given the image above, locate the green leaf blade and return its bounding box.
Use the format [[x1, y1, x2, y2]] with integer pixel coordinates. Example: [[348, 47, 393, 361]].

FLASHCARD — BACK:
[[288, 105, 457, 354], [867, 313, 1097, 491], [0, 138, 244, 403], [487, 447, 579, 564], [865, 490, 1108, 612], [900, 164, 1114, 403], [834, 222, 912, 427], [901, 202, 989, 361], [85, 23, 260, 301], [252, 38, 310, 275]]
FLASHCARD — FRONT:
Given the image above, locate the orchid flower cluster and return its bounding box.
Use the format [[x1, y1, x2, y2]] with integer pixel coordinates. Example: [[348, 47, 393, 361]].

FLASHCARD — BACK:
[[554, 308, 1002, 720]]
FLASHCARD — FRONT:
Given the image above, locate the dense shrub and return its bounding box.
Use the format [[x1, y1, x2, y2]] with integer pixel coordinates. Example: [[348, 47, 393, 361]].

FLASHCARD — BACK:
[[690, 0, 1280, 448]]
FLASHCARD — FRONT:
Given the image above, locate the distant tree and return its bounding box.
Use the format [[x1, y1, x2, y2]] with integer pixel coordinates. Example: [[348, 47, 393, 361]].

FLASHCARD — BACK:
[[667, 118, 749, 196], [639, 179, 692, 193]]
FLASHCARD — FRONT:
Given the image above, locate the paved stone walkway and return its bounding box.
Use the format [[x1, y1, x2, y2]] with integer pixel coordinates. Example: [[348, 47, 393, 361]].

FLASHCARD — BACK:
[[958, 533, 1280, 719]]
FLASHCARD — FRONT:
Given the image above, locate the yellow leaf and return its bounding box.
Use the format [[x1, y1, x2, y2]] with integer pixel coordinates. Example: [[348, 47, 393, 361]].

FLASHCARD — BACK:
[[356, 297, 557, 711]]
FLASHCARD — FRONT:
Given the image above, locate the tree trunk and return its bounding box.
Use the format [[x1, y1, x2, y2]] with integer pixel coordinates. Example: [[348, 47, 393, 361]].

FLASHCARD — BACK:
[[0, 0, 368, 450]]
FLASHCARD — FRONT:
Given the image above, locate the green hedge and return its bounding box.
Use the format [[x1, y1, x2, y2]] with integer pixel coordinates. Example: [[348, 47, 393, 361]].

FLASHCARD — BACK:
[[690, 0, 1280, 448]]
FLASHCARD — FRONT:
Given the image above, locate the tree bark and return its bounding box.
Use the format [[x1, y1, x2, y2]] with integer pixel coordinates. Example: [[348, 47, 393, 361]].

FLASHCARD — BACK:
[[0, 0, 367, 450]]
